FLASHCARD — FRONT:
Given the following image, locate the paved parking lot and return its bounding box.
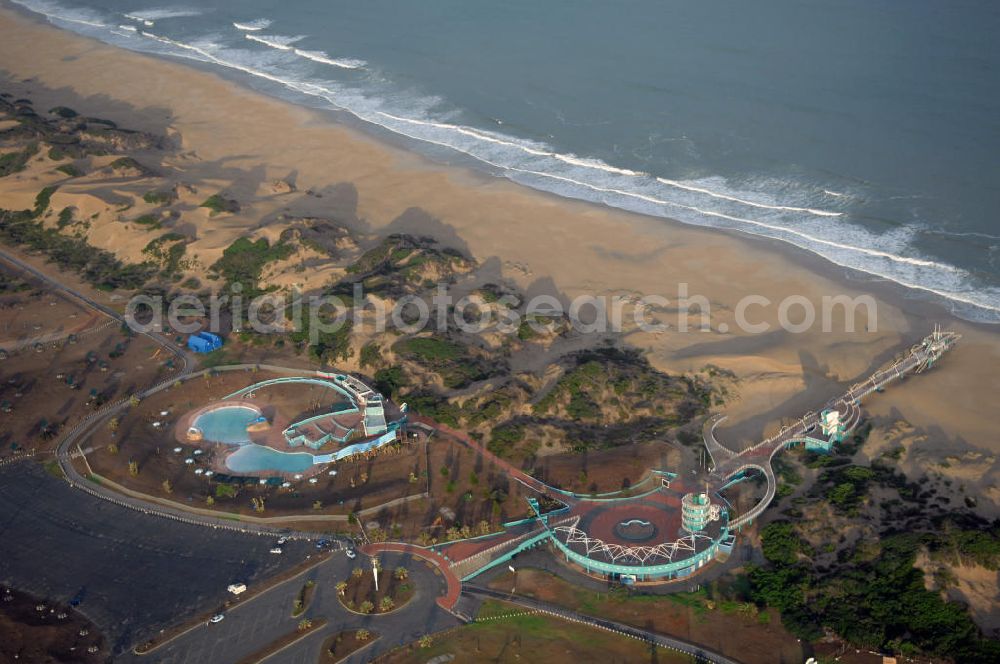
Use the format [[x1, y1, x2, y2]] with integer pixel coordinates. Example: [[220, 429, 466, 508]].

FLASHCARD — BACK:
[[0, 463, 460, 662], [0, 464, 314, 655], [132, 550, 460, 664]]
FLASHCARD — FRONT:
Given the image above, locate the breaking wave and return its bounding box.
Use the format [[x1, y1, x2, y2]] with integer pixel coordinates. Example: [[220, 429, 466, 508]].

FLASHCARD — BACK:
[[8, 0, 1000, 321], [233, 18, 271, 32]]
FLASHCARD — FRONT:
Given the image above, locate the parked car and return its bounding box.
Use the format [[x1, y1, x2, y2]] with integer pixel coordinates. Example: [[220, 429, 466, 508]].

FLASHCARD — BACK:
[[270, 547, 283, 554], [276, 537, 288, 545], [315, 539, 331, 550], [345, 549, 357, 560], [209, 614, 225, 624]]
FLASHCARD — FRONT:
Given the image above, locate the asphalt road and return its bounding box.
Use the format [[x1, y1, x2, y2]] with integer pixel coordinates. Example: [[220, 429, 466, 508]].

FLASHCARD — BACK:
[[0, 463, 314, 656], [120, 550, 460, 664]]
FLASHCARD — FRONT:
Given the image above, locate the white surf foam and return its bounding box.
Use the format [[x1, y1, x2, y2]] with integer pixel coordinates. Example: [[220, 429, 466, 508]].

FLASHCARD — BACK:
[[11, 1, 998, 320], [245, 33, 305, 51], [102, 31, 1000, 319], [233, 18, 271, 32], [122, 14, 153, 26], [11, 0, 106, 28], [376, 112, 843, 218], [124, 8, 201, 22], [294, 49, 365, 70], [655, 177, 841, 216]]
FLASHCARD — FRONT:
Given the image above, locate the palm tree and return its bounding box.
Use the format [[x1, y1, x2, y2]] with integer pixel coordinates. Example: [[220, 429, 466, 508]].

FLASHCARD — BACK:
[[394, 567, 408, 581], [418, 635, 433, 649], [359, 600, 374, 614], [379, 596, 394, 612], [335, 581, 347, 596], [297, 618, 312, 631], [356, 628, 370, 641]]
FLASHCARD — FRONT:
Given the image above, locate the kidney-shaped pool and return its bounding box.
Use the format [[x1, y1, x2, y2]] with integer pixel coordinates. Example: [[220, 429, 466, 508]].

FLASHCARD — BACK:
[[225, 444, 315, 474], [192, 404, 317, 473]]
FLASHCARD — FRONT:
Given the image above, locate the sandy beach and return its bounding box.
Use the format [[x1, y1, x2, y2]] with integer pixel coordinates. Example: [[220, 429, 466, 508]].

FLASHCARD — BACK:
[[0, 2, 997, 510]]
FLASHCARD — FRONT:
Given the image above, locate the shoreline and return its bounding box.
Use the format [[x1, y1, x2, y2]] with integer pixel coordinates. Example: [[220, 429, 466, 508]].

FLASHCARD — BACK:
[[3, 2, 997, 325], [1, 3, 998, 503]]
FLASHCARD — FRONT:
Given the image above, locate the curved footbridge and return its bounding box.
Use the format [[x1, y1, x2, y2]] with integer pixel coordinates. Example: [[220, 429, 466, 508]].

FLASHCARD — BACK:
[[710, 328, 960, 529], [415, 330, 959, 588]]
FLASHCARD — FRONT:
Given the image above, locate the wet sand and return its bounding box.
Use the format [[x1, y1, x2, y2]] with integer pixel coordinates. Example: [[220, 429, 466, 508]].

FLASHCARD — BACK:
[[0, 5, 996, 506]]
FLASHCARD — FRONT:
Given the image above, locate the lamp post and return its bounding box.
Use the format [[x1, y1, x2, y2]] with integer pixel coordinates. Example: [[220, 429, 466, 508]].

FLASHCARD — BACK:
[[373, 558, 379, 592], [508, 565, 516, 594]]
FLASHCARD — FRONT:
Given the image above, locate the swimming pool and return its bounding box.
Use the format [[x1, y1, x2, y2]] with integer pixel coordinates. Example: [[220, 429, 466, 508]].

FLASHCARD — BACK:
[[192, 405, 259, 444], [225, 444, 315, 474]]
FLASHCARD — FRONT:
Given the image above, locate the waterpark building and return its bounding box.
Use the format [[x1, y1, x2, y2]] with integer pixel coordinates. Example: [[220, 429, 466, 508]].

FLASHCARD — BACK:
[[440, 473, 736, 585], [179, 371, 403, 475]]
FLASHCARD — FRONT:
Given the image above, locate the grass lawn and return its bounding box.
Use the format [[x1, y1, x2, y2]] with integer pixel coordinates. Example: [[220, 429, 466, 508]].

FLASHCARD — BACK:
[[486, 568, 805, 664], [381, 600, 694, 663]]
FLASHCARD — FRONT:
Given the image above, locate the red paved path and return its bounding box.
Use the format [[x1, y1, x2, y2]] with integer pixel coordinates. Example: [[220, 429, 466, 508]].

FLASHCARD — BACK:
[[409, 415, 560, 499], [361, 542, 462, 612]]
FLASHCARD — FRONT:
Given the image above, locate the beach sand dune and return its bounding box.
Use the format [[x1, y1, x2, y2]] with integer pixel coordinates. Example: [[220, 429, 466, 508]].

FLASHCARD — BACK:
[[0, 7, 996, 509]]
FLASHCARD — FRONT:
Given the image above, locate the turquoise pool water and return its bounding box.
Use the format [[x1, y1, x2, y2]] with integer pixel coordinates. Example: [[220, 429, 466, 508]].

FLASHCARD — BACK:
[[193, 405, 258, 444], [226, 444, 315, 474]]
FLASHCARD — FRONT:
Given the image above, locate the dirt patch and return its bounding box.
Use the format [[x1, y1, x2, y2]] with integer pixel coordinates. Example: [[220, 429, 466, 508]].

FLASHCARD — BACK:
[[532, 440, 682, 494], [0, 271, 170, 459], [0, 586, 108, 663], [337, 566, 415, 615], [320, 629, 378, 662]]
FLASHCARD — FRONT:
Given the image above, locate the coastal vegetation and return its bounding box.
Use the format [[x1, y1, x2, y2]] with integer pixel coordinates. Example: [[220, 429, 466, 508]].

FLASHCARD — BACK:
[[0, 206, 156, 291], [142, 233, 188, 279], [209, 236, 293, 294], [742, 433, 1000, 662], [0, 143, 38, 177], [200, 193, 240, 215], [334, 233, 474, 298], [749, 521, 1000, 661], [142, 190, 175, 206], [392, 336, 502, 389]]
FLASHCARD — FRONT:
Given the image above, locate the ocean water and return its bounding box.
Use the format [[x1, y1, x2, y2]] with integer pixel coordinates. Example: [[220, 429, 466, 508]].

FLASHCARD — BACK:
[[10, 0, 1000, 322]]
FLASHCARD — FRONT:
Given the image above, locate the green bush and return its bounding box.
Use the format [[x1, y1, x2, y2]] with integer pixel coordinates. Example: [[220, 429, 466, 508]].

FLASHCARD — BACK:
[[487, 423, 525, 457], [200, 194, 239, 215], [392, 337, 496, 389], [0, 205, 155, 291], [210, 236, 293, 294], [33, 186, 57, 217], [373, 366, 406, 397], [0, 143, 38, 177], [143, 189, 174, 205], [49, 106, 78, 118]]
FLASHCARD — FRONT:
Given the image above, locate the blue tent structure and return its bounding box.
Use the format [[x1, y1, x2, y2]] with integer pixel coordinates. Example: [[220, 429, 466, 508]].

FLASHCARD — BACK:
[[187, 332, 223, 354]]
